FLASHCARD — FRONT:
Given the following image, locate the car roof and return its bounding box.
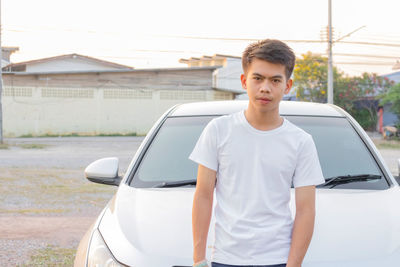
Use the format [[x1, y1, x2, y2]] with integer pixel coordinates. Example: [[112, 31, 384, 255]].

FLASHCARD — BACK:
[[169, 100, 345, 117]]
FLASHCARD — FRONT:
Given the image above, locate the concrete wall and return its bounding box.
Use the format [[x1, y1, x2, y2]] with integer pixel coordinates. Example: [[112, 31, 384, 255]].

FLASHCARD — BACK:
[[1, 67, 237, 137], [2, 86, 233, 137]]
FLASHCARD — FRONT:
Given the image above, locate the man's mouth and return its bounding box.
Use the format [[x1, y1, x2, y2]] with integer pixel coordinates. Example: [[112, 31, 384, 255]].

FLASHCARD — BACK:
[[257, 97, 272, 103]]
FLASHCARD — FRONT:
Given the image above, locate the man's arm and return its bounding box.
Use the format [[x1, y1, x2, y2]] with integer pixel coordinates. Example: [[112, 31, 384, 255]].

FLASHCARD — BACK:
[[192, 164, 217, 264], [286, 185, 317, 267]]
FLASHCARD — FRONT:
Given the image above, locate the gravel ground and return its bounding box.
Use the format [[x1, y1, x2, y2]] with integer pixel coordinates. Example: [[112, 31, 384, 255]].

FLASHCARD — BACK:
[[0, 136, 144, 266], [0, 135, 399, 266], [375, 146, 400, 175], [0, 239, 50, 266], [0, 216, 93, 266]]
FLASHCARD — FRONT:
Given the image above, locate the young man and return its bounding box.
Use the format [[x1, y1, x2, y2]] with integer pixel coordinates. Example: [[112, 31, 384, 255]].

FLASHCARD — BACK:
[[189, 39, 325, 267]]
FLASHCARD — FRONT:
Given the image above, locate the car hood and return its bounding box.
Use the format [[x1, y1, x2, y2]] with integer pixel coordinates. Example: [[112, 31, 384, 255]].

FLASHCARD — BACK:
[[99, 184, 400, 267]]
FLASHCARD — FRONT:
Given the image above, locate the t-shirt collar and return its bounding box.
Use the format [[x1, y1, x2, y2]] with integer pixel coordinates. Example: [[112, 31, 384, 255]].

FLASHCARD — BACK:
[[238, 110, 287, 135]]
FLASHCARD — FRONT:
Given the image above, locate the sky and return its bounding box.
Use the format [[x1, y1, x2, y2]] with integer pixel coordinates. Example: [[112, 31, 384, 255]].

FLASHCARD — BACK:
[[2, 0, 400, 76]]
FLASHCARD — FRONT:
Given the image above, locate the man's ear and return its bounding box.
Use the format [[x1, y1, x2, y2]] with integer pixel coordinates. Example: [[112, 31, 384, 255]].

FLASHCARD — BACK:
[[240, 74, 247, 90], [284, 79, 293, 94]]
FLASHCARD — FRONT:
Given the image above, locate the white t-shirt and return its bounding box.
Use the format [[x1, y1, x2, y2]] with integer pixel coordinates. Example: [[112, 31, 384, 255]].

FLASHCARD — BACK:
[[189, 110, 325, 265]]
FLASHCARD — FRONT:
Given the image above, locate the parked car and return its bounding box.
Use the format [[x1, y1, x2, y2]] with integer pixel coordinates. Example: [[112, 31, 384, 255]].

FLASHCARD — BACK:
[[74, 100, 400, 267]]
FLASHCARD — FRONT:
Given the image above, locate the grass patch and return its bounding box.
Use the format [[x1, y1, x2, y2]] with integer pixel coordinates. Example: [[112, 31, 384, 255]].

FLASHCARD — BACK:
[[19, 245, 75, 267], [18, 132, 141, 137], [375, 142, 400, 150], [43, 133, 80, 137], [19, 133, 34, 138], [0, 143, 9, 149], [373, 139, 400, 150], [1, 208, 67, 214], [18, 143, 48, 149], [98, 132, 137, 136]]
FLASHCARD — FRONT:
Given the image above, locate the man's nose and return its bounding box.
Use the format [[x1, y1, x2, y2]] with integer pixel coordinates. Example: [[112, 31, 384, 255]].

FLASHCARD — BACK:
[[259, 82, 271, 93]]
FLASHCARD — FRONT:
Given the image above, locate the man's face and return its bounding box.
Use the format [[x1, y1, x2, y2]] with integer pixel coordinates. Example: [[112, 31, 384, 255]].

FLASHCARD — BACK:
[[241, 58, 292, 114]]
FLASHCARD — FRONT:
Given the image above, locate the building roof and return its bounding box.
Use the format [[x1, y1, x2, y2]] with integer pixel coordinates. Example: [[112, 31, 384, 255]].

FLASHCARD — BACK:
[[3, 66, 219, 76], [214, 54, 241, 59], [179, 54, 240, 64], [2, 47, 19, 53], [3, 53, 134, 70]]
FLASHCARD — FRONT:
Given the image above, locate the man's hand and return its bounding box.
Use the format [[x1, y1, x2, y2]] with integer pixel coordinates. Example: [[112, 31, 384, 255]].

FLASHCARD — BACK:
[[192, 164, 217, 263], [286, 185, 316, 267], [193, 259, 209, 267]]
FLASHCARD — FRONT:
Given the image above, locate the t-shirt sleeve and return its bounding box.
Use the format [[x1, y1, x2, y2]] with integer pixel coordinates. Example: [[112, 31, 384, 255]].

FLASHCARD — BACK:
[[293, 134, 325, 188], [188, 120, 218, 171]]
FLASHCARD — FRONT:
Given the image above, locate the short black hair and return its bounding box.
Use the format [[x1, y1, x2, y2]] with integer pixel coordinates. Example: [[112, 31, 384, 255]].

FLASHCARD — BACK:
[[242, 39, 296, 80]]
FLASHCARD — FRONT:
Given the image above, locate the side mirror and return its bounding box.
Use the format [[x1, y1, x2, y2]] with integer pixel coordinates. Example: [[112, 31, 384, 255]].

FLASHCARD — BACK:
[[85, 157, 121, 186]]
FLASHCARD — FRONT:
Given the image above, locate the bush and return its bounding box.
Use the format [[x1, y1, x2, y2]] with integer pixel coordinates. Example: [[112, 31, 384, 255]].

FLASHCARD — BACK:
[[380, 83, 400, 121], [350, 108, 377, 131]]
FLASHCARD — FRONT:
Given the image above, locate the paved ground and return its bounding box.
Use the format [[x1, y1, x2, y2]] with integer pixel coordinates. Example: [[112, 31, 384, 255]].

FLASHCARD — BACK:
[[1, 136, 144, 170], [0, 135, 399, 266]]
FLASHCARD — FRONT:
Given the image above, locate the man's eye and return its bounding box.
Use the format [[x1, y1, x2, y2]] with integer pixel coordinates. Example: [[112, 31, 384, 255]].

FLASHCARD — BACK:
[[272, 79, 281, 83], [253, 77, 261, 80]]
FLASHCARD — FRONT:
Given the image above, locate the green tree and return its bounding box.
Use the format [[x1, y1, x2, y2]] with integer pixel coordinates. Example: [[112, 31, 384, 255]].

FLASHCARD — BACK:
[[380, 82, 400, 121], [294, 52, 394, 130], [294, 52, 341, 103], [336, 73, 393, 130]]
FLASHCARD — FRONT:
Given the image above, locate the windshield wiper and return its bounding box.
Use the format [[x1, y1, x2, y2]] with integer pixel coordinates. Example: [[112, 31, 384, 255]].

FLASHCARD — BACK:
[[317, 174, 382, 189], [152, 179, 197, 188]]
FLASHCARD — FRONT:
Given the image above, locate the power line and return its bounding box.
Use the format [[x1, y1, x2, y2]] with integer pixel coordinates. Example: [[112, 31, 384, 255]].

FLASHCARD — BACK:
[[335, 41, 400, 48], [143, 35, 400, 49], [334, 62, 394, 65], [4, 25, 400, 48], [324, 53, 399, 60], [5, 26, 400, 50]]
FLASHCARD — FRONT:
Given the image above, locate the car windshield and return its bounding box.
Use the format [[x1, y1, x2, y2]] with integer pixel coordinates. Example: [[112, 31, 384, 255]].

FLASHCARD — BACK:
[[130, 115, 389, 190]]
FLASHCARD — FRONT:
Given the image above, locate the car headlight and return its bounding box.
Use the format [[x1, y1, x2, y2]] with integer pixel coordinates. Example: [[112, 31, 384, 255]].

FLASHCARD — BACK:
[[87, 229, 124, 267]]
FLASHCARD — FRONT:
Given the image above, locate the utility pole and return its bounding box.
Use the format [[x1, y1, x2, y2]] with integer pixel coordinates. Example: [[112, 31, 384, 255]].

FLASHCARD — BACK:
[[327, 0, 334, 104], [0, 0, 3, 144]]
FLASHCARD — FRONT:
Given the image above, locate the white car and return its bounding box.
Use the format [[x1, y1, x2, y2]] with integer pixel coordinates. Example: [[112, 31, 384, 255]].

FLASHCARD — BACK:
[[74, 100, 400, 267]]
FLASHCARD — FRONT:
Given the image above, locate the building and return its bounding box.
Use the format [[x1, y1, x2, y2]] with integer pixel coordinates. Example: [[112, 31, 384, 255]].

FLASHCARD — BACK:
[[1, 53, 242, 137], [180, 54, 245, 95], [1, 47, 19, 67]]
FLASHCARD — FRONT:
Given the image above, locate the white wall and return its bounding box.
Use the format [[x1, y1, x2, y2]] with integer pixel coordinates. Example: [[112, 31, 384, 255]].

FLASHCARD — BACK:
[[213, 58, 245, 93], [2, 86, 233, 137]]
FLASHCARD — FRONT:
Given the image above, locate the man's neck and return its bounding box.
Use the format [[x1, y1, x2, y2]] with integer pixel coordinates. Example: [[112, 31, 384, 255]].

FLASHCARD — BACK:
[[244, 107, 283, 131]]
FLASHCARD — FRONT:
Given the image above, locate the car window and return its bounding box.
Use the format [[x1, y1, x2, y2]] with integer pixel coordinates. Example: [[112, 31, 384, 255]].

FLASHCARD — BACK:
[[130, 115, 389, 190], [286, 116, 388, 190]]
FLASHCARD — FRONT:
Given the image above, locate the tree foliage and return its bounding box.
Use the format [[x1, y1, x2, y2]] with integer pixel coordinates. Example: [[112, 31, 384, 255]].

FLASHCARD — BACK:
[[294, 52, 341, 103], [335, 73, 393, 114], [294, 52, 394, 130], [380, 83, 400, 120]]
